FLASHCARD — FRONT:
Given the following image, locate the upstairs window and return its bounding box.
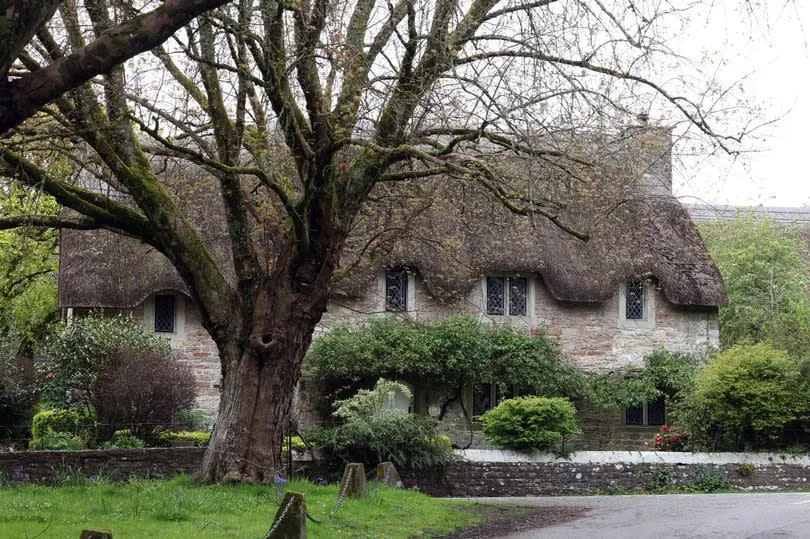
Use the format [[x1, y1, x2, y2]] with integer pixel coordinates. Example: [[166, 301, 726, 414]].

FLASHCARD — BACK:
[[625, 279, 644, 320], [385, 269, 408, 312], [486, 276, 528, 316], [154, 294, 176, 333]]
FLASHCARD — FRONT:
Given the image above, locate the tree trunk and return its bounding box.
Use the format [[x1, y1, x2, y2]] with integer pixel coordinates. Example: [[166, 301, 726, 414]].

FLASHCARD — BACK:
[[198, 244, 338, 482]]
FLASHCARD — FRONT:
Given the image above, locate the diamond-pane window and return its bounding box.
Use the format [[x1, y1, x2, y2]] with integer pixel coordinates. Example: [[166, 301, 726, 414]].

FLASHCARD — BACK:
[[647, 396, 666, 426], [509, 278, 527, 316], [385, 270, 408, 312], [486, 277, 505, 315], [154, 294, 175, 333], [625, 279, 644, 320], [625, 405, 643, 425]]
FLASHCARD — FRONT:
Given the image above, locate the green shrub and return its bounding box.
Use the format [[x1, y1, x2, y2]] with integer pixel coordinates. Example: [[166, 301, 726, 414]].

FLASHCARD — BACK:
[[0, 353, 37, 442], [41, 314, 196, 442], [308, 379, 455, 469], [159, 431, 210, 446], [28, 429, 85, 450], [479, 396, 580, 452], [647, 468, 673, 491], [100, 434, 145, 449], [31, 409, 90, 441], [305, 316, 584, 399], [694, 343, 805, 448], [691, 470, 730, 493], [736, 463, 755, 477]]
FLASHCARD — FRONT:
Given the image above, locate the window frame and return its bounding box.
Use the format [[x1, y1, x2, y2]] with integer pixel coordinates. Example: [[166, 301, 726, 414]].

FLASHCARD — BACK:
[[484, 275, 530, 317], [471, 382, 518, 418], [384, 269, 410, 312], [618, 278, 655, 329], [624, 396, 666, 426], [154, 294, 176, 333]]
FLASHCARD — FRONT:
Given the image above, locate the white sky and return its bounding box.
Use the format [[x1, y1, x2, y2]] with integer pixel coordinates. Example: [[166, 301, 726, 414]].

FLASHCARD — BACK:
[[672, 1, 810, 207]]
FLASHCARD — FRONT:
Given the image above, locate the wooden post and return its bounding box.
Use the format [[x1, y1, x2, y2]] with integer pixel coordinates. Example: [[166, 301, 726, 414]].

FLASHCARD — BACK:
[[265, 491, 306, 539], [338, 462, 368, 499], [376, 462, 404, 488], [79, 530, 112, 539]]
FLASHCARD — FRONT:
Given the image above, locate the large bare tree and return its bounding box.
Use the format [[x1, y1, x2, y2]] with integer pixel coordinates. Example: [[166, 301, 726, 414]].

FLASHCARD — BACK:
[[0, 0, 756, 481]]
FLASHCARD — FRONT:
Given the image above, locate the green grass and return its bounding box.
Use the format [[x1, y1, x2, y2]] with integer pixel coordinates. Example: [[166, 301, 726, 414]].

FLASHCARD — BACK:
[[0, 475, 478, 538]]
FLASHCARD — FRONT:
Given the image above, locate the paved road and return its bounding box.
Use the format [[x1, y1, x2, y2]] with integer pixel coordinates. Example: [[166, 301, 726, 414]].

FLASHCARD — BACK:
[[466, 493, 810, 538]]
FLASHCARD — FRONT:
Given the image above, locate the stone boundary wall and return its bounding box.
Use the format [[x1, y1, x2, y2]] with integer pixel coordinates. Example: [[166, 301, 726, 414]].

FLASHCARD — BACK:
[[403, 450, 810, 497], [3, 449, 810, 496]]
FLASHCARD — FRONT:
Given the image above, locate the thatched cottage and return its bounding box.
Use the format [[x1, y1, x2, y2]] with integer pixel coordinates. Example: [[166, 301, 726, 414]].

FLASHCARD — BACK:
[[58, 128, 726, 449]]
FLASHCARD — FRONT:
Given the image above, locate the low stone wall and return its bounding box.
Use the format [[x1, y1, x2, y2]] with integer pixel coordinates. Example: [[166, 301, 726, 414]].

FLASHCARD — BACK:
[[4, 449, 810, 497], [403, 450, 810, 497]]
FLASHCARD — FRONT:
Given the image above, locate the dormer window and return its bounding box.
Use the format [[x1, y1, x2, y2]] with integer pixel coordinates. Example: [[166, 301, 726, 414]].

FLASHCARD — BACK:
[[385, 269, 408, 312], [486, 276, 528, 316], [625, 279, 644, 320], [154, 294, 176, 333]]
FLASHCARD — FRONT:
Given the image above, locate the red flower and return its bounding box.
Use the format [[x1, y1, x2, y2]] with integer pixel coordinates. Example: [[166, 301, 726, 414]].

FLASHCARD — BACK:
[[661, 425, 670, 433], [46, 372, 54, 378]]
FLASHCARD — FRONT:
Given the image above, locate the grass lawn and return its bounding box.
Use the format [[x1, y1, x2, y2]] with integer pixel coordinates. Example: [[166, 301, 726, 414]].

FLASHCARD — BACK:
[[0, 475, 479, 538]]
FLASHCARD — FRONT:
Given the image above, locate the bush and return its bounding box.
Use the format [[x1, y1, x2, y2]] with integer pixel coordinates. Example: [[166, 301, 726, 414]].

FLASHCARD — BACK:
[[28, 429, 85, 450], [480, 396, 580, 452], [691, 470, 730, 493], [100, 434, 145, 449], [159, 431, 211, 447], [42, 314, 197, 443], [0, 354, 37, 442], [305, 316, 584, 400], [308, 379, 456, 469], [653, 425, 688, 451], [30, 409, 90, 441], [694, 343, 805, 448]]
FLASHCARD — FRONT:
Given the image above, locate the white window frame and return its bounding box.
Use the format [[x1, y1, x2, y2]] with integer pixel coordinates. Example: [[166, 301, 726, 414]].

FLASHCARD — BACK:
[[378, 270, 416, 313], [481, 275, 534, 320], [143, 292, 186, 342], [618, 279, 655, 329]]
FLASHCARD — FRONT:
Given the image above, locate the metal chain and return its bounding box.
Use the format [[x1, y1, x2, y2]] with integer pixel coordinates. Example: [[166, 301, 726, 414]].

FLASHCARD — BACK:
[[331, 465, 353, 516], [264, 495, 296, 538]]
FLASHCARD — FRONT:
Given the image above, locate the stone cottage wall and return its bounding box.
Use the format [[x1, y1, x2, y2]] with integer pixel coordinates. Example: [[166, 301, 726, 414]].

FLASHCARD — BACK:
[[129, 294, 221, 419]]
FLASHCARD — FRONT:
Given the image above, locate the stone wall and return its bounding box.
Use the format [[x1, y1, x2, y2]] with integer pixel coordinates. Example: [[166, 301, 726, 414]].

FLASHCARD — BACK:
[[5, 449, 810, 498], [403, 450, 810, 497]]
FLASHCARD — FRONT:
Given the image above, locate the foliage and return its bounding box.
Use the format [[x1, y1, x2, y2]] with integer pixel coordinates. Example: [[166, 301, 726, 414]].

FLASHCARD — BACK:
[[0, 475, 479, 537], [586, 350, 699, 409], [736, 463, 755, 477], [306, 316, 584, 398], [699, 215, 810, 355], [479, 397, 580, 452], [692, 343, 807, 449], [41, 314, 196, 442], [646, 468, 673, 492], [308, 379, 456, 469], [0, 354, 37, 442], [28, 428, 85, 450], [94, 345, 197, 441], [653, 425, 688, 451], [691, 471, 730, 493], [159, 431, 211, 447], [30, 409, 90, 441], [100, 434, 145, 449]]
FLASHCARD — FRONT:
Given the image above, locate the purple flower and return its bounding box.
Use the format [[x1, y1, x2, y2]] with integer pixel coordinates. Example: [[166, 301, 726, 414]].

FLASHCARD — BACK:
[[273, 474, 287, 486]]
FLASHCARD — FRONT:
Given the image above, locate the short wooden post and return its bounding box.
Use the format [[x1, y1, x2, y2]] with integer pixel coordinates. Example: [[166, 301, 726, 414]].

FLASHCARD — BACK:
[[265, 491, 306, 539], [339, 462, 368, 498], [79, 530, 112, 539], [376, 462, 403, 488]]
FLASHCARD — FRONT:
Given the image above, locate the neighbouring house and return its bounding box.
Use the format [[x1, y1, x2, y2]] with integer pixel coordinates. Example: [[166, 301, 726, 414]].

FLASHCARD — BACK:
[[58, 127, 727, 449]]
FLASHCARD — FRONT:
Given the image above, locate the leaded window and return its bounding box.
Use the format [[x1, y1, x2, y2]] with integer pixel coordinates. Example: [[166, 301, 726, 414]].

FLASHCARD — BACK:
[[385, 270, 408, 312], [647, 396, 666, 425], [486, 277, 505, 315], [625, 279, 644, 320], [486, 276, 528, 316], [625, 397, 666, 426], [625, 405, 644, 425], [473, 383, 517, 417], [509, 278, 527, 316], [154, 294, 175, 333]]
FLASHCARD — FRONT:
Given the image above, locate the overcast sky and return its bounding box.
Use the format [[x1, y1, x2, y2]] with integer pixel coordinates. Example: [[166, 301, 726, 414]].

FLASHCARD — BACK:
[[672, 1, 810, 208]]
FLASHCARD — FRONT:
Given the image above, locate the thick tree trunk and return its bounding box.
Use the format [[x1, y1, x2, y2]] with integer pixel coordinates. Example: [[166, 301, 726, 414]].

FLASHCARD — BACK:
[[199, 235, 340, 482]]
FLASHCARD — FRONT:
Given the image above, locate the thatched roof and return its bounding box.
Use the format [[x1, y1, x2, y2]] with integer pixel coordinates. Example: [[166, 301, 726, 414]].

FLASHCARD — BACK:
[[59, 129, 727, 309]]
